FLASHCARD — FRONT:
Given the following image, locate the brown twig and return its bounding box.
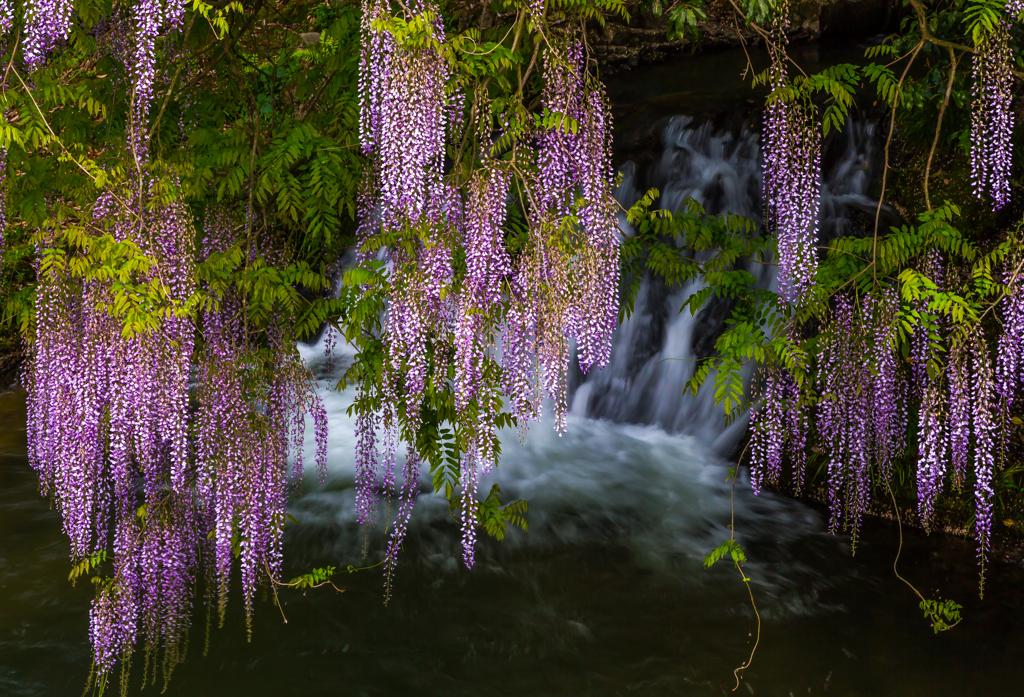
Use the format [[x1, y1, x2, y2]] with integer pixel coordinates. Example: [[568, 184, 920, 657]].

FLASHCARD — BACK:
[[733, 12, 754, 81], [518, 35, 542, 94], [727, 440, 760, 691], [924, 47, 959, 211], [724, 0, 808, 78], [908, 0, 1024, 79], [880, 478, 958, 626], [2, 30, 19, 87], [884, 481, 926, 604], [873, 40, 924, 282]]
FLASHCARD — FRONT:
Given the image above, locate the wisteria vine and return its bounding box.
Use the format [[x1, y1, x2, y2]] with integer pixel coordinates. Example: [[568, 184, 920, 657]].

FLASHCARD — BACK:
[[970, 14, 1014, 210], [10, 0, 1024, 689], [18, 3, 329, 688], [354, 2, 620, 582], [762, 7, 821, 304], [751, 276, 1013, 577]]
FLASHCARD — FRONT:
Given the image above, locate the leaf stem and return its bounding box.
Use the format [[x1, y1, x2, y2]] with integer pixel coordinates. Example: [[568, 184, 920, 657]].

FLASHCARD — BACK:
[[924, 47, 959, 212], [729, 440, 760, 691]]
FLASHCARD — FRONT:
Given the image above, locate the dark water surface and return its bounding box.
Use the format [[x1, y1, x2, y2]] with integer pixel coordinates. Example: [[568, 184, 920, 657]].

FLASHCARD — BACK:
[[4, 44, 1024, 697], [3, 380, 1024, 696]]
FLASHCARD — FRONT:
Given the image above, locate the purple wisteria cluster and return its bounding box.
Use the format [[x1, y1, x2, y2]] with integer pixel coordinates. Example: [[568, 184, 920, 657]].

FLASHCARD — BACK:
[[996, 259, 1024, 417], [815, 290, 905, 545], [889, 256, 1002, 571], [196, 209, 329, 632], [24, 0, 185, 152], [932, 331, 999, 571], [23, 0, 75, 70], [970, 19, 1014, 210], [0, 0, 11, 34], [911, 252, 946, 527], [0, 3, 11, 263], [0, 148, 6, 263], [356, 6, 619, 575], [28, 199, 328, 682], [128, 1, 186, 158], [762, 257, 1012, 575], [748, 365, 806, 494], [358, 0, 467, 572], [24, 0, 325, 676], [969, 332, 997, 570], [762, 13, 821, 305], [507, 37, 620, 431]]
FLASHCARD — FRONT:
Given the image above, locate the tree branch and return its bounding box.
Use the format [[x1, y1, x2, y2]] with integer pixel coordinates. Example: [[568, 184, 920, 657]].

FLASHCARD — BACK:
[[924, 46, 959, 211], [908, 0, 1024, 79], [873, 41, 924, 282]]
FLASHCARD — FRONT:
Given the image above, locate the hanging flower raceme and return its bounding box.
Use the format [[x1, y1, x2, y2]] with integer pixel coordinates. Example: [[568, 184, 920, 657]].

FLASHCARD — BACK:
[[456, 165, 511, 419], [128, 1, 186, 159], [572, 83, 620, 373], [969, 331, 997, 576], [912, 252, 947, 530], [817, 294, 867, 539], [27, 197, 328, 682], [196, 210, 330, 634], [355, 0, 457, 581], [503, 37, 621, 435], [816, 290, 905, 545], [970, 19, 1014, 210], [996, 258, 1024, 418], [948, 338, 972, 488], [930, 330, 1000, 579], [28, 189, 195, 677], [917, 381, 947, 530], [23, 0, 75, 70], [355, 8, 621, 576], [762, 12, 821, 305], [358, 0, 448, 228], [358, 0, 450, 425], [0, 148, 6, 263], [0, 0, 12, 35], [0, 0, 7, 265], [867, 288, 905, 480], [748, 366, 806, 494]]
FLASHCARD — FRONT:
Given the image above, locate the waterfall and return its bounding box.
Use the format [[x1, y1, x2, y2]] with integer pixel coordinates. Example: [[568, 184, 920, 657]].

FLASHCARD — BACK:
[[291, 113, 881, 576], [569, 115, 880, 454]]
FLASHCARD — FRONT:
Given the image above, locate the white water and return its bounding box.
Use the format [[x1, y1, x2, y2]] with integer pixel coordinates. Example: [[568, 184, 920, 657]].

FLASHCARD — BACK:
[[291, 114, 880, 597], [574, 116, 880, 453]]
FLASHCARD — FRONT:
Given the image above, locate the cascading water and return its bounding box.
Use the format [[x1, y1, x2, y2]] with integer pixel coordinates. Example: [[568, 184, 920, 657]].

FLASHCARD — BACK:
[[290, 113, 882, 584], [571, 115, 880, 454]]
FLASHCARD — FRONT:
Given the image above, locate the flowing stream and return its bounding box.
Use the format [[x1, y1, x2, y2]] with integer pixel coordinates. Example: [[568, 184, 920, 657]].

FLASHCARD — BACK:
[[3, 43, 1024, 696]]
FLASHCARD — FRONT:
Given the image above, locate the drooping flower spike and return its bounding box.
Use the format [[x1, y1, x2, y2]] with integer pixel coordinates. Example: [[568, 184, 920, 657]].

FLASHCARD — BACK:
[[970, 19, 1014, 210], [761, 9, 821, 305], [29, 195, 329, 682], [355, 12, 620, 577]]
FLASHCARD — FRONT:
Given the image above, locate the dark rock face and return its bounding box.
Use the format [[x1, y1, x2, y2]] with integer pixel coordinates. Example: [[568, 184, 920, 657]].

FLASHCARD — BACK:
[[594, 0, 894, 71], [819, 0, 892, 38]]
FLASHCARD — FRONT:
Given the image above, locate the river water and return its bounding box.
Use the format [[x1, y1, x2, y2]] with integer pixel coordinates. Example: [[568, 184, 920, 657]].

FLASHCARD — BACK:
[[3, 43, 1024, 696]]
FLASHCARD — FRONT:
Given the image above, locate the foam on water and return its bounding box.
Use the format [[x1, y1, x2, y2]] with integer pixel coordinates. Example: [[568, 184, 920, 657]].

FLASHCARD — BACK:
[[289, 113, 881, 603], [293, 329, 837, 615]]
